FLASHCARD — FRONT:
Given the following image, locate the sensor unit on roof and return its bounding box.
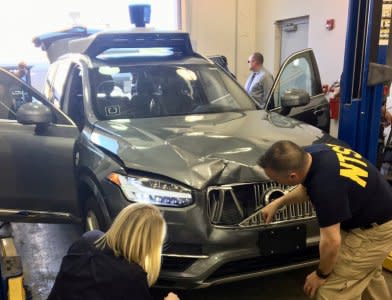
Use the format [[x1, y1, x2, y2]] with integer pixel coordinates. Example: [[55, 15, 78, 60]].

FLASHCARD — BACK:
[[129, 4, 151, 28]]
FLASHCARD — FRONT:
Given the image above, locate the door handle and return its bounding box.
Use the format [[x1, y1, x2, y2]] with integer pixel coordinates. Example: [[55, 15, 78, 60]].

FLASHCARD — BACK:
[[313, 108, 327, 116]]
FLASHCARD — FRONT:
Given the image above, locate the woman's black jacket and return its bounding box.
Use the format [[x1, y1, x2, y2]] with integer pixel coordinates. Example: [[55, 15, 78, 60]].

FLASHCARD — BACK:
[[47, 230, 153, 300]]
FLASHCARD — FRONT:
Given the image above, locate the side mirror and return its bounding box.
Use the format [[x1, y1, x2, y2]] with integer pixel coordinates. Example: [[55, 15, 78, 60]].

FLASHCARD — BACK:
[[16, 102, 52, 125], [281, 89, 310, 108]]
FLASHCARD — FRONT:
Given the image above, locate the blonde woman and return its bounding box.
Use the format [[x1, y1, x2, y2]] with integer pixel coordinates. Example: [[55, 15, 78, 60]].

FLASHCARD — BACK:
[[48, 203, 179, 300]]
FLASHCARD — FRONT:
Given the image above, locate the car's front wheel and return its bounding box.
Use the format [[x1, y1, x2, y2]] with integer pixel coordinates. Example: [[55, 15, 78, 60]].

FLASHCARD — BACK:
[[84, 196, 106, 232]]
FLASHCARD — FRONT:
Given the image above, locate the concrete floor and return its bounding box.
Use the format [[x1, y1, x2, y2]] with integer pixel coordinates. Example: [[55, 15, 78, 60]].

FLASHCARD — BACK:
[[11, 223, 82, 299], [10, 223, 392, 300]]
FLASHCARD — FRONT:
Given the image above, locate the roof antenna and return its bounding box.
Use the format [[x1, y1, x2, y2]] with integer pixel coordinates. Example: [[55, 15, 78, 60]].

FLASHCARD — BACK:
[[128, 4, 151, 28]]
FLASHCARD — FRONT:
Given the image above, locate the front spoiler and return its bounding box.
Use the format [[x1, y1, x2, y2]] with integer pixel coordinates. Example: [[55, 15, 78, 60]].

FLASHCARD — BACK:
[[157, 258, 319, 289]]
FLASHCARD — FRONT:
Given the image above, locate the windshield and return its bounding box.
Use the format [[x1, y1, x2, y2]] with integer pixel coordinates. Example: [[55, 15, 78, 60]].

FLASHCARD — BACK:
[[91, 64, 257, 120]]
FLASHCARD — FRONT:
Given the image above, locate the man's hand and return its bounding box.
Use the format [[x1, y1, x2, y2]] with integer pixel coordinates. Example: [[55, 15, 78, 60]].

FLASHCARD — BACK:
[[260, 185, 309, 224], [303, 271, 326, 298], [261, 201, 279, 224]]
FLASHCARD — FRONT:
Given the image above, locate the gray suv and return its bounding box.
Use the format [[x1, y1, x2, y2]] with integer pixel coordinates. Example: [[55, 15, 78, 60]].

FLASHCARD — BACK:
[[0, 28, 338, 288]]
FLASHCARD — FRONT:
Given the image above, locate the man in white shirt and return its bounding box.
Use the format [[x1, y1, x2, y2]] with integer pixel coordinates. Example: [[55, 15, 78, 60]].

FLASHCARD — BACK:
[[245, 52, 274, 108]]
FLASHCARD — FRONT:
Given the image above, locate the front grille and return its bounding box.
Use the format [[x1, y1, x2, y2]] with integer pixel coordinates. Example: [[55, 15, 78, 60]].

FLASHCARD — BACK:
[[207, 182, 316, 227]]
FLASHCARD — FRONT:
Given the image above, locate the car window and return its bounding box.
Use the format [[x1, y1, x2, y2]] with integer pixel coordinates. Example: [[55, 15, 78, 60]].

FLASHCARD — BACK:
[[0, 72, 42, 120], [271, 56, 316, 109], [91, 64, 257, 120]]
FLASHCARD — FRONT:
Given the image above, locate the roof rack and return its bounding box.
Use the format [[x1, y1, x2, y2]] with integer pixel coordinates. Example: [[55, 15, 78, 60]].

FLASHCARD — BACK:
[[70, 31, 194, 58], [32, 27, 99, 63], [33, 27, 194, 63]]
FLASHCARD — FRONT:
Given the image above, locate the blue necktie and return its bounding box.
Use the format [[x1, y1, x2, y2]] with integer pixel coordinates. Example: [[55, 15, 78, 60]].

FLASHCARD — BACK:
[[246, 73, 256, 93]]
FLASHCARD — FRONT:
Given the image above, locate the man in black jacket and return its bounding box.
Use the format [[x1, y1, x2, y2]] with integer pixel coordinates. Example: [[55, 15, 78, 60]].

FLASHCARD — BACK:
[[258, 140, 392, 299]]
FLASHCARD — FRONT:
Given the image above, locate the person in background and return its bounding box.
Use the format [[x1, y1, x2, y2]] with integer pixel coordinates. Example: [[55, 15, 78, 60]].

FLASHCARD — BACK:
[[220, 55, 236, 78], [245, 52, 274, 108], [379, 84, 392, 175], [258, 140, 392, 299], [47, 203, 179, 300], [13, 61, 28, 81], [381, 103, 392, 127]]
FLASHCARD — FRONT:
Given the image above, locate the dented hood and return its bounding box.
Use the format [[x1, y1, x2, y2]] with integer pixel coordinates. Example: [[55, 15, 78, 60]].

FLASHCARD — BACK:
[[92, 110, 338, 189]]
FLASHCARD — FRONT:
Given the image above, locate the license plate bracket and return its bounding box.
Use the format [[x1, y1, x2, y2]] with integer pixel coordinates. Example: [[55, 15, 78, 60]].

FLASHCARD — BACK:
[[259, 224, 307, 256]]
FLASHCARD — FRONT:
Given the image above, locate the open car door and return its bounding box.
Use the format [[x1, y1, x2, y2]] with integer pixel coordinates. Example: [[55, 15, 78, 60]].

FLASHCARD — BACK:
[[266, 49, 330, 133], [0, 68, 80, 223]]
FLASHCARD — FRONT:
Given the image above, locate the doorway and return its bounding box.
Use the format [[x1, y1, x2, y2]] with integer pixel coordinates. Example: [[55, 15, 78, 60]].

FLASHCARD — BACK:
[[277, 16, 309, 64]]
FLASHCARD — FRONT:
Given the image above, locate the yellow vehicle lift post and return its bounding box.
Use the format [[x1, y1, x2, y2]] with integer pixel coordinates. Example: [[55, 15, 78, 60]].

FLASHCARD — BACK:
[[0, 229, 25, 300]]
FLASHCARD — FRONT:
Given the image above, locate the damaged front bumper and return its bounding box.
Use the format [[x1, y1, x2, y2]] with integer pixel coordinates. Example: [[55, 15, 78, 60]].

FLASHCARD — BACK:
[[157, 182, 320, 289], [159, 219, 320, 289]]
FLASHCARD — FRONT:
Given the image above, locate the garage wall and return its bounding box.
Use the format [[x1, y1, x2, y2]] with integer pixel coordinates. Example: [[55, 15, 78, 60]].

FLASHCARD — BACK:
[[181, 0, 256, 85], [256, 0, 349, 85], [184, 0, 237, 68], [182, 0, 349, 87]]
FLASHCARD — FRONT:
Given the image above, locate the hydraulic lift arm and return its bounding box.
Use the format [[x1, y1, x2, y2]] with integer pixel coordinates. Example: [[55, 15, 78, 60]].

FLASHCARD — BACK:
[[339, 0, 392, 273], [338, 0, 392, 164]]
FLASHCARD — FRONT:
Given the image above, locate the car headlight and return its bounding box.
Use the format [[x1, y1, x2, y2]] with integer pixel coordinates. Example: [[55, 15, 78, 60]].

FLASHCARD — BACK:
[[107, 173, 193, 207]]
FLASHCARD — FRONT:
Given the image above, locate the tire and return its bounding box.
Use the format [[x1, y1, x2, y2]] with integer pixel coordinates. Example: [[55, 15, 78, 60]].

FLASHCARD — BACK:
[[83, 196, 106, 232]]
